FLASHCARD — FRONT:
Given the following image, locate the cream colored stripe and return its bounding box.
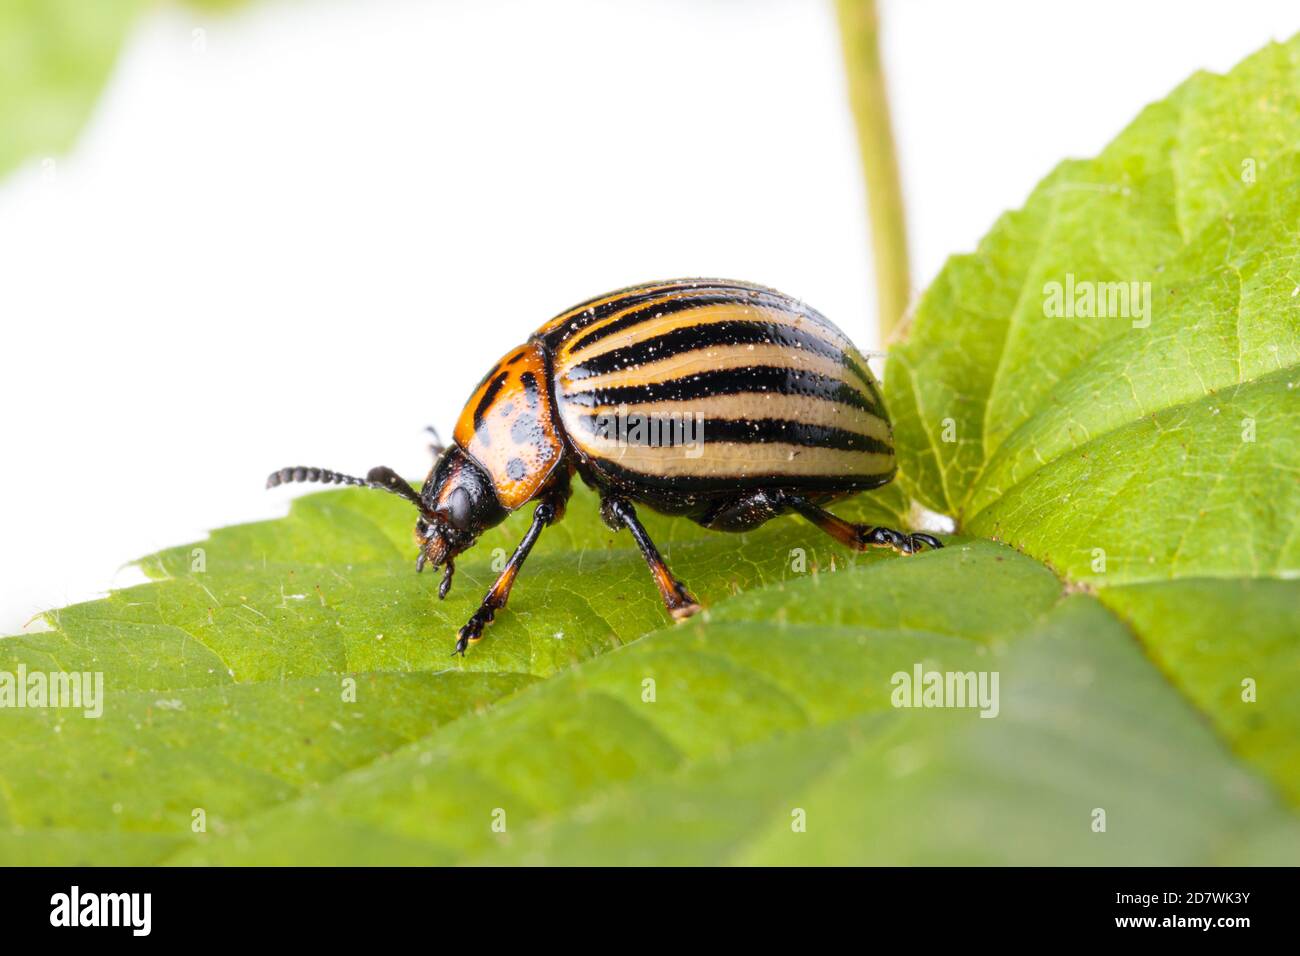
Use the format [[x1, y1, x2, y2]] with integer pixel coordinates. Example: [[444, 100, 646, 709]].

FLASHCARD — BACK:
[[563, 301, 855, 361], [561, 343, 865, 394], [578, 393, 892, 443], [569, 435, 892, 478]]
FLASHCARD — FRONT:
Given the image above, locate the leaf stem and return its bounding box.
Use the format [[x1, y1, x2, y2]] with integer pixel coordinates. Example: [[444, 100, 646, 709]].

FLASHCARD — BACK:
[[835, 0, 911, 340]]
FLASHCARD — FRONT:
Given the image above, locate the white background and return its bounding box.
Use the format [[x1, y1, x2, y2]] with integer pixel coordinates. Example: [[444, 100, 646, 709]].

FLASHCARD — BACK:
[[1, 0, 1296, 632]]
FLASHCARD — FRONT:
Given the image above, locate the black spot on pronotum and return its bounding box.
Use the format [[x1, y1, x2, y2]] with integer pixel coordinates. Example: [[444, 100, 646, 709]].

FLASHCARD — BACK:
[[520, 371, 541, 410], [473, 371, 508, 429], [510, 415, 538, 445], [506, 457, 527, 481]]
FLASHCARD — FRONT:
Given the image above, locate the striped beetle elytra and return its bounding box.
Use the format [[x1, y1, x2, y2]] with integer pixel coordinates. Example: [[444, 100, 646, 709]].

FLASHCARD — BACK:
[[268, 279, 941, 655]]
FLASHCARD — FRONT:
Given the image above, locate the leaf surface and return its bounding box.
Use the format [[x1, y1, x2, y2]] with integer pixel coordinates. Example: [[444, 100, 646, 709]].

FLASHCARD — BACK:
[[3, 36, 1298, 865]]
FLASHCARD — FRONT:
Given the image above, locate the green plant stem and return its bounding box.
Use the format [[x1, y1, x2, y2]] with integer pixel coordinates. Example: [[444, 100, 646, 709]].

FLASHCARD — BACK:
[[836, 0, 911, 341]]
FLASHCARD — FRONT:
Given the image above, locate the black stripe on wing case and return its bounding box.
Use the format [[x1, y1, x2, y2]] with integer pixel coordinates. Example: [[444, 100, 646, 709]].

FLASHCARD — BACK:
[[592, 458, 896, 494], [571, 413, 893, 454], [564, 287, 829, 356], [567, 321, 855, 381], [563, 365, 888, 419], [566, 293, 746, 355], [537, 281, 756, 348], [472, 371, 508, 429]]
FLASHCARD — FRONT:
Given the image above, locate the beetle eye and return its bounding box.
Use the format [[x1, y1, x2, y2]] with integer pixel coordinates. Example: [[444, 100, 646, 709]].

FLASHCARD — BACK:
[[445, 487, 472, 530]]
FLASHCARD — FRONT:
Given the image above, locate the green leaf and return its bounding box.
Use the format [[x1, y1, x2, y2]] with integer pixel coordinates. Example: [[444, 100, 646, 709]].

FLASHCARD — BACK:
[[3, 36, 1298, 865], [886, 35, 1300, 810]]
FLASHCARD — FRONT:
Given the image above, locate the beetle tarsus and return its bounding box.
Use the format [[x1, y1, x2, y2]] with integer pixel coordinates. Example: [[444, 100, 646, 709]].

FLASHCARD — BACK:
[[454, 610, 490, 656], [908, 532, 943, 551], [857, 525, 944, 554], [455, 605, 494, 653], [784, 496, 943, 556], [669, 593, 702, 621], [857, 526, 944, 554], [665, 577, 700, 619]]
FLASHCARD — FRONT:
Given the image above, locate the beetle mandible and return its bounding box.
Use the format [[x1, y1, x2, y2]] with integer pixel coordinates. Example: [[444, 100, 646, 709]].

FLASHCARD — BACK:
[[267, 278, 941, 655]]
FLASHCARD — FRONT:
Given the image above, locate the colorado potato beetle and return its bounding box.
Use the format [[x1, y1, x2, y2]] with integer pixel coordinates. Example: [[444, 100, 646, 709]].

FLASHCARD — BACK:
[[268, 279, 941, 655]]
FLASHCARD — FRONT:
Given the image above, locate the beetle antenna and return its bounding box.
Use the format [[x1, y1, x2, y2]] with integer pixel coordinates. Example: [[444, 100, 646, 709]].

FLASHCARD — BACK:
[[266, 465, 427, 511]]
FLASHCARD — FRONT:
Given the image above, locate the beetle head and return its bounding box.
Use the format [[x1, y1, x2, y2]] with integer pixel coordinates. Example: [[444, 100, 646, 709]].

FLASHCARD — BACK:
[[414, 446, 508, 594]]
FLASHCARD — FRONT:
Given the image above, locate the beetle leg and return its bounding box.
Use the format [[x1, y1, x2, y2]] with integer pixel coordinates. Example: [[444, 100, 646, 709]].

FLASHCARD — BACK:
[[783, 496, 943, 555], [453, 500, 556, 656], [425, 425, 445, 458], [603, 497, 701, 621], [438, 558, 455, 600]]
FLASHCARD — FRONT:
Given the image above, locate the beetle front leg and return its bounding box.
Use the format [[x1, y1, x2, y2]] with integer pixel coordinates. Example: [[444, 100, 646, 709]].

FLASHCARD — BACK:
[[784, 496, 943, 555], [602, 496, 701, 621], [425, 425, 445, 458], [454, 500, 556, 655]]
